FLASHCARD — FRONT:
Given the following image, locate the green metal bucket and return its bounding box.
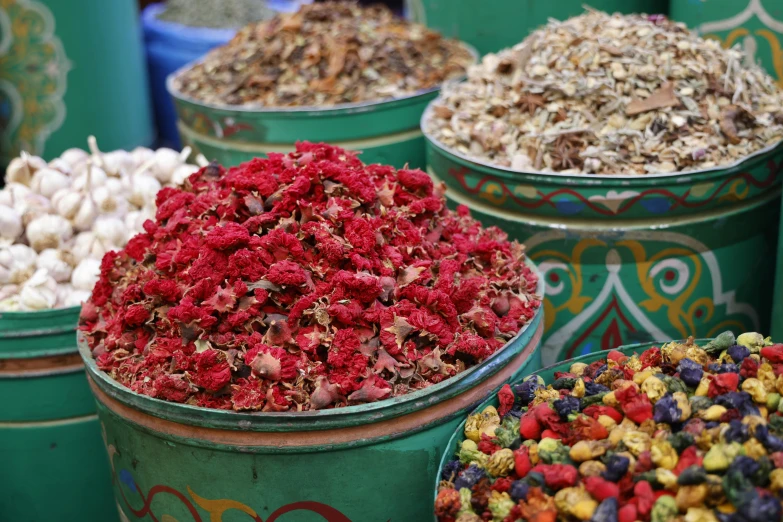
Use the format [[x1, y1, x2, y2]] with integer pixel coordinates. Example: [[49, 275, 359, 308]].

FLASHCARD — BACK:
[[424, 107, 783, 365], [79, 262, 544, 522], [670, 0, 783, 346], [773, 197, 783, 339], [405, 0, 669, 56], [0, 307, 118, 522], [432, 339, 709, 521], [0, 0, 153, 168], [166, 48, 475, 170]]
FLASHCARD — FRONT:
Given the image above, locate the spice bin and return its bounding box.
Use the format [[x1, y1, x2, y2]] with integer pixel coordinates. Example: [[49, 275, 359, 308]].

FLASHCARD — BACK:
[[0, 307, 118, 522], [168, 66, 472, 170], [79, 269, 543, 522], [405, 0, 668, 56], [425, 131, 782, 365]]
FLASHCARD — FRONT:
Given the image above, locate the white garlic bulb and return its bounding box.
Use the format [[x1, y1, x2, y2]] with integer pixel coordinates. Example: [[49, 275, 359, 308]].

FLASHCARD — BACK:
[[5, 154, 46, 186], [0, 244, 37, 284], [151, 148, 181, 183], [92, 185, 128, 215], [0, 183, 31, 208], [72, 198, 98, 232], [104, 177, 124, 196], [171, 164, 199, 186], [26, 214, 73, 252], [47, 158, 73, 175], [124, 210, 140, 231], [0, 284, 19, 302], [15, 192, 51, 227], [103, 150, 135, 177], [36, 248, 74, 283], [30, 167, 70, 199], [72, 258, 101, 292], [94, 216, 128, 247], [131, 146, 154, 167], [0, 204, 23, 240], [19, 268, 58, 310], [60, 148, 90, 168], [70, 232, 111, 261], [51, 188, 83, 220], [64, 288, 91, 308], [72, 165, 107, 191], [125, 174, 161, 208]]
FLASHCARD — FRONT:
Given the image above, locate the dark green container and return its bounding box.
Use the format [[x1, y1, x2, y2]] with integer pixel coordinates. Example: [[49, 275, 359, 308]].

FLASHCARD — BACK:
[[773, 196, 783, 340], [79, 262, 544, 522], [432, 339, 709, 521], [167, 49, 475, 170], [405, 0, 669, 56], [671, 0, 783, 343], [0, 0, 153, 168], [0, 307, 118, 522], [424, 105, 783, 365]]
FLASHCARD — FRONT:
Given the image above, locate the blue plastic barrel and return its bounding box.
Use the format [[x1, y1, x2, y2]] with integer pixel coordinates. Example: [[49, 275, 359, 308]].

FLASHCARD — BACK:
[[142, 1, 312, 148]]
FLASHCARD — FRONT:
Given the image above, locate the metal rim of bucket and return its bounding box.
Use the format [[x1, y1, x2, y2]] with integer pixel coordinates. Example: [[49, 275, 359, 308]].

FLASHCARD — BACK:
[[165, 43, 478, 116], [431, 338, 712, 516], [0, 306, 81, 359], [80, 258, 544, 442], [420, 101, 783, 183]]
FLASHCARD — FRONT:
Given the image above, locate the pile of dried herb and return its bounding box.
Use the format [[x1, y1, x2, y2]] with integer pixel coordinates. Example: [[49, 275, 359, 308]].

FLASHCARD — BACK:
[[424, 10, 783, 175], [436, 332, 783, 522], [80, 143, 540, 412], [156, 0, 274, 29], [172, 1, 474, 107]]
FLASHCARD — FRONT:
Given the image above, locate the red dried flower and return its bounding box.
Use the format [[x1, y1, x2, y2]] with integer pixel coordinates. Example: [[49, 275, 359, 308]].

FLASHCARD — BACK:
[[81, 143, 539, 411]]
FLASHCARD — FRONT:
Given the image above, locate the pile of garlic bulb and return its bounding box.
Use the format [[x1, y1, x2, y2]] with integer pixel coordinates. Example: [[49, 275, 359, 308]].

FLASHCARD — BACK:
[[0, 137, 204, 312]]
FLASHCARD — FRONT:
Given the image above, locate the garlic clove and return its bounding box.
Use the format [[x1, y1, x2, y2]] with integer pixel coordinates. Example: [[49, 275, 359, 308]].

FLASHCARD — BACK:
[[93, 216, 128, 247], [0, 204, 23, 240], [152, 148, 181, 183], [124, 174, 161, 208], [93, 186, 128, 216], [103, 150, 135, 177], [104, 178, 124, 197], [72, 165, 108, 190], [72, 198, 98, 232], [72, 258, 102, 291], [171, 164, 199, 186], [6, 154, 46, 186], [69, 232, 111, 260], [0, 244, 37, 284], [64, 289, 91, 308], [15, 192, 52, 227], [30, 167, 71, 198], [19, 268, 58, 310], [51, 188, 83, 220], [130, 147, 154, 167], [47, 158, 73, 175], [26, 214, 73, 252], [37, 248, 74, 283], [60, 148, 90, 169]]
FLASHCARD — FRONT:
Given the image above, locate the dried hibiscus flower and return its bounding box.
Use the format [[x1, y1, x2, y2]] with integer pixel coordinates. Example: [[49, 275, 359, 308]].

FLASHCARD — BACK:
[[81, 142, 540, 412]]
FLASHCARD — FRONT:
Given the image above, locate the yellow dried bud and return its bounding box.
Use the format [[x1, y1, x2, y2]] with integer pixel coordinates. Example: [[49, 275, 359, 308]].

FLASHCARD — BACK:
[[608, 426, 626, 447], [655, 468, 678, 490], [676, 485, 708, 511], [641, 376, 667, 403], [602, 391, 618, 407], [528, 442, 540, 465], [555, 486, 596, 521], [697, 405, 727, 421], [673, 392, 692, 422], [570, 440, 608, 462], [622, 431, 652, 456], [464, 406, 501, 442], [694, 376, 711, 396], [742, 415, 767, 431], [770, 469, 783, 492], [650, 439, 678, 470], [633, 370, 655, 385], [703, 443, 742, 472], [486, 448, 515, 477], [741, 378, 768, 403], [685, 507, 720, 522], [579, 460, 606, 477], [570, 362, 588, 376], [777, 374, 783, 395], [758, 363, 777, 392], [685, 346, 712, 366], [572, 378, 585, 399], [597, 414, 617, 431], [743, 438, 767, 459]]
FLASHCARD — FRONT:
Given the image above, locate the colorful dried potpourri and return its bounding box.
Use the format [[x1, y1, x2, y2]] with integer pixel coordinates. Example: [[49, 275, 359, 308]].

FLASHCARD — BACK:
[[172, 1, 474, 107], [423, 11, 783, 175], [80, 143, 540, 412], [435, 332, 783, 522]]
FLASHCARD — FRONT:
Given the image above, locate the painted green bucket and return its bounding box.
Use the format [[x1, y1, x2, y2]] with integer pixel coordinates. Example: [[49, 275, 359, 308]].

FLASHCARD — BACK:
[[404, 0, 669, 57], [166, 47, 475, 171], [431, 338, 711, 521], [0, 307, 118, 522], [79, 261, 543, 522], [0, 0, 154, 169], [773, 196, 783, 340], [424, 107, 783, 366], [669, 0, 783, 345]]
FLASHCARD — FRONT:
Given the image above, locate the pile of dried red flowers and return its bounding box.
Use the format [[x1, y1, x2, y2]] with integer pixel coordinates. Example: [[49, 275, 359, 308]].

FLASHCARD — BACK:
[[80, 143, 540, 412]]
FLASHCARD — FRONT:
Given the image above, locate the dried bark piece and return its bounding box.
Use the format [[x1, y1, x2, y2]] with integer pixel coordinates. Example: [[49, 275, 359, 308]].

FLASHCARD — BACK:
[[626, 83, 680, 116]]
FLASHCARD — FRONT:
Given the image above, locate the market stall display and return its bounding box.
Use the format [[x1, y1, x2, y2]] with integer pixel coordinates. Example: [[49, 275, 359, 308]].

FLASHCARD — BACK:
[[78, 143, 543, 520], [435, 331, 783, 522], [0, 140, 199, 522], [168, 1, 475, 169], [423, 11, 783, 363], [404, 0, 668, 56]]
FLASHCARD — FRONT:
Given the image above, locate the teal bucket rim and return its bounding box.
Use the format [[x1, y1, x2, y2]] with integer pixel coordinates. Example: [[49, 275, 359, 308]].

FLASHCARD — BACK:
[[80, 257, 544, 432], [420, 101, 783, 182], [0, 305, 81, 320], [165, 42, 478, 115], [431, 337, 715, 518]]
